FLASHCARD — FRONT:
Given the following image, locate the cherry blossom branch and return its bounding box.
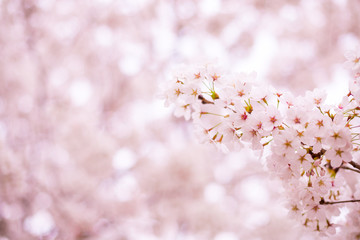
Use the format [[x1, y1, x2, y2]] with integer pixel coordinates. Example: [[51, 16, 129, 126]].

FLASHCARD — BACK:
[[164, 59, 360, 235], [349, 160, 360, 171], [319, 199, 360, 205]]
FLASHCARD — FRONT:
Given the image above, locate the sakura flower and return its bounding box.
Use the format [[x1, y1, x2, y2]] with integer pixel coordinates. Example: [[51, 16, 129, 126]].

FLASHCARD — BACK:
[[246, 110, 270, 137], [293, 148, 312, 172], [189, 66, 207, 82], [325, 147, 352, 168], [305, 203, 326, 223], [313, 176, 332, 195], [204, 64, 226, 83], [162, 80, 185, 107], [307, 133, 326, 154], [223, 73, 253, 100], [285, 107, 309, 127], [180, 86, 201, 107], [286, 199, 304, 220], [272, 129, 300, 156], [349, 75, 360, 103], [332, 112, 349, 126], [251, 85, 270, 104], [231, 102, 249, 128], [337, 95, 358, 111], [294, 128, 307, 143], [280, 92, 296, 109], [263, 105, 283, 131], [233, 78, 252, 99], [266, 151, 298, 179], [174, 101, 192, 120], [343, 49, 360, 70], [325, 126, 351, 148], [241, 125, 262, 149], [305, 88, 327, 106], [305, 112, 332, 151], [209, 123, 243, 153]]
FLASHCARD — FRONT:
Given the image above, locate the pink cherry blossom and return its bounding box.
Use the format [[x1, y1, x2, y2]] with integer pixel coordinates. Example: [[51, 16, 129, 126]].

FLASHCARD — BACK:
[[165, 53, 360, 238], [263, 105, 283, 131], [305, 88, 327, 107], [325, 126, 351, 148], [343, 49, 360, 70], [325, 147, 352, 168]]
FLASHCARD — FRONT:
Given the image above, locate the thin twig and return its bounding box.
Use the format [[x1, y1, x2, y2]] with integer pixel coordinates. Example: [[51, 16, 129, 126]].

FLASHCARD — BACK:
[[340, 166, 360, 174], [319, 199, 360, 205]]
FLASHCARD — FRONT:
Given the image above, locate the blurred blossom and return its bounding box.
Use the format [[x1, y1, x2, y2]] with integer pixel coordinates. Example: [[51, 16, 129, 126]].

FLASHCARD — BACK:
[[24, 211, 55, 236], [112, 148, 137, 171], [69, 80, 93, 107], [214, 232, 238, 240], [203, 182, 226, 203]]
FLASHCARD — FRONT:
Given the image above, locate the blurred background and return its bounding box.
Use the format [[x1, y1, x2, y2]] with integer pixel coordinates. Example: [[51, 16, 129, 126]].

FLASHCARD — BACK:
[[0, 0, 359, 239]]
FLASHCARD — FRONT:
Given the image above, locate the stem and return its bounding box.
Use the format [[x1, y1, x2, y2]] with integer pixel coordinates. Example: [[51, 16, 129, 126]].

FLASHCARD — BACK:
[[282, 122, 290, 128], [262, 138, 273, 147], [207, 122, 222, 132], [224, 106, 237, 113], [314, 167, 320, 177], [319, 199, 360, 205], [317, 106, 323, 114], [202, 80, 212, 92], [202, 112, 228, 117], [351, 133, 360, 140], [344, 107, 359, 114]]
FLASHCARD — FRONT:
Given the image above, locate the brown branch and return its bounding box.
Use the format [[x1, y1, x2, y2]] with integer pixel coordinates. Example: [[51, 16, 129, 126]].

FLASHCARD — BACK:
[[349, 161, 360, 171], [319, 199, 360, 205]]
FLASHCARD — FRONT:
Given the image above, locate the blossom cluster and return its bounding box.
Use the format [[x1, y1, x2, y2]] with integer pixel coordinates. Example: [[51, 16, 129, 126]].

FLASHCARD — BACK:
[[163, 51, 360, 237]]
